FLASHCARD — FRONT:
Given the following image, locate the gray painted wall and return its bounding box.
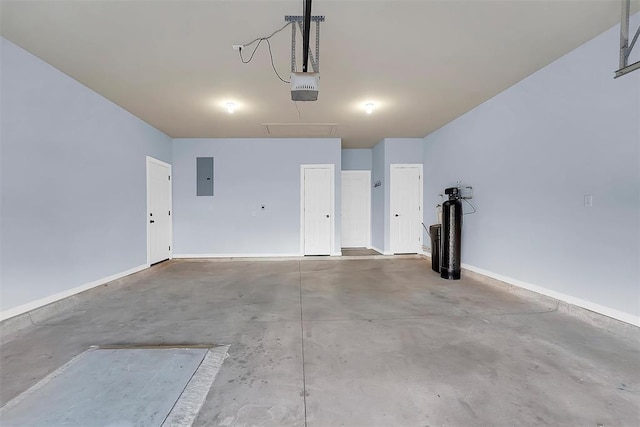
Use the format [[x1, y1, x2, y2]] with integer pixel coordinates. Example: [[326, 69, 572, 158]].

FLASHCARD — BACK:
[[422, 18, 640, 320], [172, 138, 342, 255], [371, 142, 385, 251], [0, 38, 172, 311], [341, 149, 372, 170]]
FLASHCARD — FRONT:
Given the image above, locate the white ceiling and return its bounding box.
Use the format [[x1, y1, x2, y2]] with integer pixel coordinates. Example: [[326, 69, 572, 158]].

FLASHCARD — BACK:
[[1, 0, 637, 148]]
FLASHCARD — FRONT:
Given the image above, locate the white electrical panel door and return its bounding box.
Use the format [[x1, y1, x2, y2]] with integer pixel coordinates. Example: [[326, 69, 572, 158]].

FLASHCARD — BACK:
[[390, 165, 423, 254], [147, 158, 172, 264], [303, 167, 333, 255], [341, 171, 370, 248]]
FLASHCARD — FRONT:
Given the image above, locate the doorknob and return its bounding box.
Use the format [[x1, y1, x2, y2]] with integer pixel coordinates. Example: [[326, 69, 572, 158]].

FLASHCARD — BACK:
[[395, 214, 399, 217], [150, 220, 155, 224], [326, 215, 330, 218]]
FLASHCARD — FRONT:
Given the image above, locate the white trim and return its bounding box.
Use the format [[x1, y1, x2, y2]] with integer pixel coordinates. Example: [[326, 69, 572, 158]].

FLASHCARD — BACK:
[[462, 263, 640, 327], [341, 170, 372, 248], [0, 264, 148, 322], [331, 251, 343, 257], [146, 155, 171, 169], [389, 164, 424, 254], [173, 253, 302, 259], [300, 164, 336, 256], [146, 156, 173, 266]]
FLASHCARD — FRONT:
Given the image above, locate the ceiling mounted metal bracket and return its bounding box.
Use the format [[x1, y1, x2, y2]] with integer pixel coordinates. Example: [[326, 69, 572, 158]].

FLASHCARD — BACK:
[[615, 0, 640, 78], [286, 15, 324, 73], [284, 15, 325, 24]]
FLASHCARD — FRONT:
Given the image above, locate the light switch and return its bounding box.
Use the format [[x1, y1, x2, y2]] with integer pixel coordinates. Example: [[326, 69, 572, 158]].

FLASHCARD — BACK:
[[584, 195, 593, 207]]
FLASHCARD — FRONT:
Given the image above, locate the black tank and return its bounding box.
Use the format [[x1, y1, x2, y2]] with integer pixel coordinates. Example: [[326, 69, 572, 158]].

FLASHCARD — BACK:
[[441, 188, 462, 280]]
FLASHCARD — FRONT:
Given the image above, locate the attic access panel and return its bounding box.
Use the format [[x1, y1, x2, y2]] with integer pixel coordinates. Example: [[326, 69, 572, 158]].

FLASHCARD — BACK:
[[263, 122, 338, 136]]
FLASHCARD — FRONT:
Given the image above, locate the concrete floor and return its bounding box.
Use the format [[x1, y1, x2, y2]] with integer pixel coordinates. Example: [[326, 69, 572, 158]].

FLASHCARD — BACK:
[[1, 258, 639, 426]]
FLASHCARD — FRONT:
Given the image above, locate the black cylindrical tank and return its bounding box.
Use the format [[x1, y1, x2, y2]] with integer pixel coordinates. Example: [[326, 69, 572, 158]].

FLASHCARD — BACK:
[[429, 224, 441, 273], [441, 190, 462, 280]]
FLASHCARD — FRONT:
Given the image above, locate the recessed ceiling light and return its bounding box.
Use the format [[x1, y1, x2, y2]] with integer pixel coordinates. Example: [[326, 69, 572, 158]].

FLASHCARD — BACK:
[[364, 103, 374, 114], [225, 102, 236, 113]]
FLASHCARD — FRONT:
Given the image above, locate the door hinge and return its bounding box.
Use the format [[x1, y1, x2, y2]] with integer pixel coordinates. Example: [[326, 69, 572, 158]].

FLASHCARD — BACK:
[[169, 245, 171, 251], [168, 210, 171, 216], [168, 175, 171, 181]]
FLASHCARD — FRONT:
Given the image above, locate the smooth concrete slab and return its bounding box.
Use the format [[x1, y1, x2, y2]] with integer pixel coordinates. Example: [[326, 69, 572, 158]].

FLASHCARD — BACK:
[[0, 347, 208, 426], [192, 321, 305, 426], [303, 316, 639, 426], [300, 258, 549, 321], [1, 258, 638, 426]]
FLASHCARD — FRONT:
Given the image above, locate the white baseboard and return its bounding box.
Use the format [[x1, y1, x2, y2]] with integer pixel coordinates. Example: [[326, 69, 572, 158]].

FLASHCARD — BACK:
[[173, 253, 302, 259], [0, 264, 149, 322], [331, 251, 343, 257], [461, 263, 639, 327]]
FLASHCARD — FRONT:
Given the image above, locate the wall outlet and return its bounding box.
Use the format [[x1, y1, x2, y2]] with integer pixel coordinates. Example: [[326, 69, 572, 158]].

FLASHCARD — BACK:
[[584, 195, 593, 207], [232, 45, 243, 51]]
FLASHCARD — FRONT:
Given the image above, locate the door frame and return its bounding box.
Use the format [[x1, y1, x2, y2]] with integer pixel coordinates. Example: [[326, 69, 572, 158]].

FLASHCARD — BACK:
[[389, 163, 423, 254], [146, 156, 173, 266], [341, 170, 371, 248], [300, 164, 335, 256]]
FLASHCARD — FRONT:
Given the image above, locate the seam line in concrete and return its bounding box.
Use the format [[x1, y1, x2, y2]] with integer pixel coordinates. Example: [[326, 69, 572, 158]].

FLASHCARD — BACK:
[[298, 261, 308, 427], [160, 350, 208, 426], [162, 346, 230, 426]]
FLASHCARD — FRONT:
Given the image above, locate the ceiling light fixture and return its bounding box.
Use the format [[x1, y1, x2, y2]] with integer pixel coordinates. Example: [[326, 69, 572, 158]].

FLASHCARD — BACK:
[[225, 102, 236, 113], [364, 103, 375, 114]]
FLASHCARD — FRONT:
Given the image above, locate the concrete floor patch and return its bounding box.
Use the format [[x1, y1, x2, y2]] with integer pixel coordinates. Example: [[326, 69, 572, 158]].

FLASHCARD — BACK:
[[0, 345, 229, 427]]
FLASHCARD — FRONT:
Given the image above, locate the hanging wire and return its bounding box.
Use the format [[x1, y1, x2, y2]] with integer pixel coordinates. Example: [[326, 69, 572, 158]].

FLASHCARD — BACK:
[[237, 22, 292, 84], [266, 39, 290, 83], [294, 101, 302, 119], [421, 222, 430, 238], [462, 198, 477, 215], [239, 39, 264, 64], [240, 22, 292, 48]]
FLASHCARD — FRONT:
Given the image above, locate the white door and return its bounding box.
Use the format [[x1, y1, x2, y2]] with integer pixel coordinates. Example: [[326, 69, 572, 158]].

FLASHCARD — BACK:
[[147, 157, 172, 264], [301, 165, 334, 255], [341, 171, 370, 248], [390, 164, 423, 254]]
